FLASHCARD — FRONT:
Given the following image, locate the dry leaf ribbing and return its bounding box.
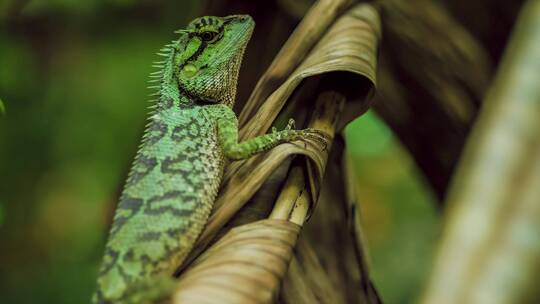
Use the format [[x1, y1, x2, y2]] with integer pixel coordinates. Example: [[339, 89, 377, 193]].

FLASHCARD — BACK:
[[173, 220, 300, 304]]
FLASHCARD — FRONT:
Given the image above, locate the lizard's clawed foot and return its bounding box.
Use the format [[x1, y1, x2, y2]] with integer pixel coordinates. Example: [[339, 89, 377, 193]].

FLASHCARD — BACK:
[[297, 128, 331, 151], [275, 119, 331, 151]]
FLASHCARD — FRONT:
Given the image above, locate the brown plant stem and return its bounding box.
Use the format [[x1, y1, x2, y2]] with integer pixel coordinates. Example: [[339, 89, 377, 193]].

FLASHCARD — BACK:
[[421, 1, 540, 303]]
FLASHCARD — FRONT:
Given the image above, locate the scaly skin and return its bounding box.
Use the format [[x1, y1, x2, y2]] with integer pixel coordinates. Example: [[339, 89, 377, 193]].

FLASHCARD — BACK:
[[94, 15, 327, 303]]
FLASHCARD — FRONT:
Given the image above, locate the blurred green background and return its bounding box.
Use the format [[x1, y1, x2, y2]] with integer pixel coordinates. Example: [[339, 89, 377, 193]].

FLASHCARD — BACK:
[[0, 1, 438, 303]]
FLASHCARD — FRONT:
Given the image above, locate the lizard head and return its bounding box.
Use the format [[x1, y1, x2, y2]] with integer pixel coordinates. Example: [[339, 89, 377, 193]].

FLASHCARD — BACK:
[[172, 15, 254, 106]]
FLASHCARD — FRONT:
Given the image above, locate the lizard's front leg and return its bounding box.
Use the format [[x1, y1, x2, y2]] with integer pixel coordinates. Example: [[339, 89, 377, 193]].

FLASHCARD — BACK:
[[211, 104, 328, 161]]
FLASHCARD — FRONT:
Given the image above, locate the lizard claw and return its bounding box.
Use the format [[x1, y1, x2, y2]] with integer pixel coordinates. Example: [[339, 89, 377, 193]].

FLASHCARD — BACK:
[[272, 119, 295, 135], [297, 128, 331, 151], [286, 118, 295, 131], [277, 118, 331, 151]]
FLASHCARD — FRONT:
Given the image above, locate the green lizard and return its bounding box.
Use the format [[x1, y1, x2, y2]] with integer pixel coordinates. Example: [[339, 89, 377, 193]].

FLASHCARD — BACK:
[[93, 15, 327, 304]]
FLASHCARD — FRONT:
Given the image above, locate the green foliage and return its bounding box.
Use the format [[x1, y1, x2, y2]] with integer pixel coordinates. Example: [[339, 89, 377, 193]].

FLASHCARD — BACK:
[[346, 112, 439, 303], [0, 200, 4, 225]]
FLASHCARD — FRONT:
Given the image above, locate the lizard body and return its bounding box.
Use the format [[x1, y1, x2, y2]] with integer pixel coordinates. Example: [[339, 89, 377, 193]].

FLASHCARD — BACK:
[[94, 15, 326, 304]]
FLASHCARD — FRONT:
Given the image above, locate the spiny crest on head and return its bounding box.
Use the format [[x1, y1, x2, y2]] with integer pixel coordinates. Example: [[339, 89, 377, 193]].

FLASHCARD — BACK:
[[146, 42, 174, 111]]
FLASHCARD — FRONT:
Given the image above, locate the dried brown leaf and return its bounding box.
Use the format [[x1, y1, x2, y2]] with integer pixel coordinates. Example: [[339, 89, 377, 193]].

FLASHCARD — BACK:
[[240, 3, 379, 140], [239, 0, 358, 125], [173, 220, 301, 304], [280, 238, 346, 304]]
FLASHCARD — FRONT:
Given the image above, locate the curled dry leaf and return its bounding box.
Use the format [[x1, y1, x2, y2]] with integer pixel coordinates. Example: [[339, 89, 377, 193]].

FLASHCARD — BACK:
[[173, 220, 301, 304], [239, 0, 358, 126], [240, 3, 379, 141], [281, 237, 347, 304]]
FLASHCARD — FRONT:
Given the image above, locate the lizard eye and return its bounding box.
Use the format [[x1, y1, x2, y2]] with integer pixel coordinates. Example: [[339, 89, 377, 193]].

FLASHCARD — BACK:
[[200, 31, 218, 43]]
